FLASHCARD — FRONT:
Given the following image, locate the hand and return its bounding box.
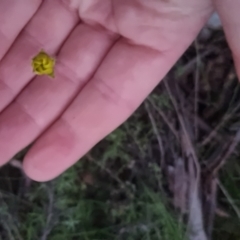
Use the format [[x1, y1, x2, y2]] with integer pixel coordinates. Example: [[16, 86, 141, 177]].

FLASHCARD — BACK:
[[0, 0, 238, 181]]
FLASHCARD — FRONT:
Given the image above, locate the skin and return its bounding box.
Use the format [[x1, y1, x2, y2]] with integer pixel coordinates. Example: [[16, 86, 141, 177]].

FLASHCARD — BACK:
[[0, 0, 239, 181]]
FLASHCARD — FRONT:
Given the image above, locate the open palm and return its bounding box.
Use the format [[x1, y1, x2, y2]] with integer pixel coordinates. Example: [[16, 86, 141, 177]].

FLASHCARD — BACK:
[[0, 0, 239, 181]]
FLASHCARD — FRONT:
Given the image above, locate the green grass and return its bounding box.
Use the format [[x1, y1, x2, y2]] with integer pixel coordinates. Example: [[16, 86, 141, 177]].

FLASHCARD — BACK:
[[0, 105, 186, 240]]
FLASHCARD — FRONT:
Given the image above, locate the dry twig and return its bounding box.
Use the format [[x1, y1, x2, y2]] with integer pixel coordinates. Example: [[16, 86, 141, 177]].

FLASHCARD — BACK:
[[164, 77, 207, 240], [144, 101, 165, 167], [201, 102, 240, 146], [41, 183, 57, 240], [205, 128, 240, 175], [148, 98, 179, 140], [194, 40, 200, 140], [218, 180, 240, 219]]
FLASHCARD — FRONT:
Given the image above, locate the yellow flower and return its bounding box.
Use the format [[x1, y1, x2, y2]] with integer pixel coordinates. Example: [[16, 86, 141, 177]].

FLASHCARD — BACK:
[[32, 50, 55, 78]]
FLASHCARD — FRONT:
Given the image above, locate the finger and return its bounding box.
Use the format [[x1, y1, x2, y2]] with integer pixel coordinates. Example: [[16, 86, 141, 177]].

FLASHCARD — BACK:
[[0, 24, 117, 166], [23, 14, 212, 182], [0, 0, 42, 60], [213, 0, 240, 75], [0, 0, 79, 112]]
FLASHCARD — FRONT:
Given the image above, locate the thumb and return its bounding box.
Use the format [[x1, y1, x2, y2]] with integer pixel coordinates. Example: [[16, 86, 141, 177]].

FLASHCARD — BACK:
[[213, 0, 240, 76]]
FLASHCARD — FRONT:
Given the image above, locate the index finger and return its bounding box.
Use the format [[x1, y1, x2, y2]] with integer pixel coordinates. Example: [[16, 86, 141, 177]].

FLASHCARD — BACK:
[[0, 0, 42, 60]]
